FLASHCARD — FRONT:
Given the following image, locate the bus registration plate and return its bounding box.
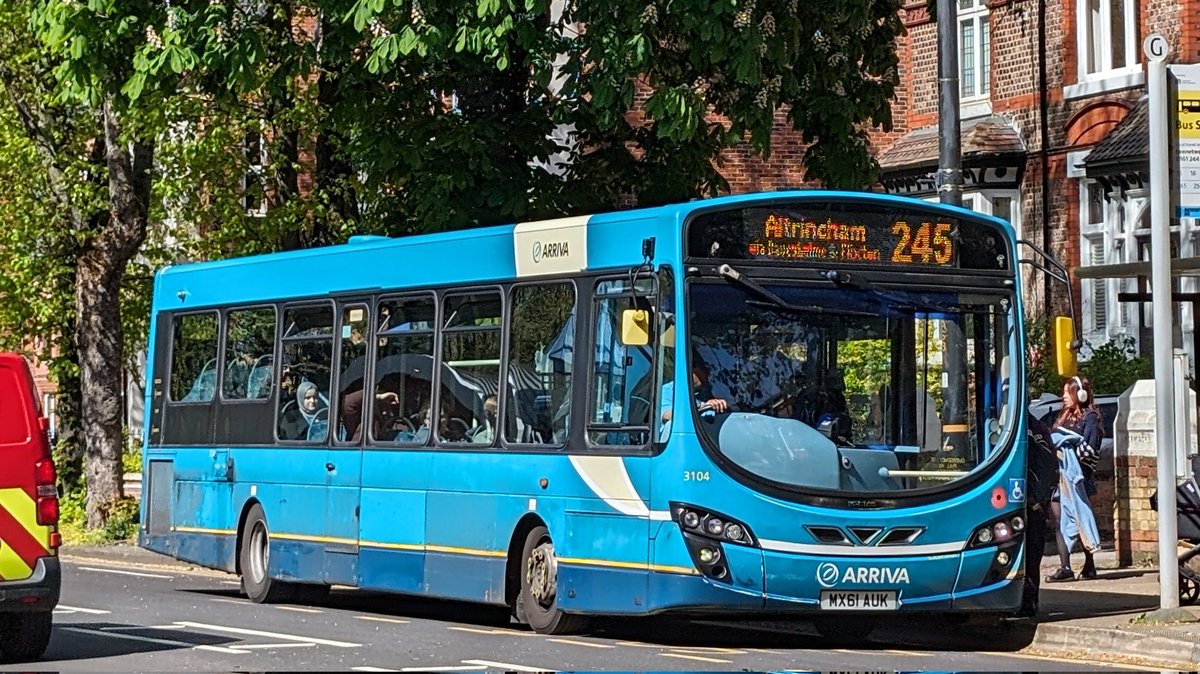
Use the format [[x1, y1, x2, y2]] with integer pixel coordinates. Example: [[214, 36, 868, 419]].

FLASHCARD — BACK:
[[819, 590, 897, 610]]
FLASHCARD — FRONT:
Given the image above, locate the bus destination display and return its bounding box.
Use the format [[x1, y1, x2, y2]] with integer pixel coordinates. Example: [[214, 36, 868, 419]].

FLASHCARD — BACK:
[[745, 213, 954, 267]]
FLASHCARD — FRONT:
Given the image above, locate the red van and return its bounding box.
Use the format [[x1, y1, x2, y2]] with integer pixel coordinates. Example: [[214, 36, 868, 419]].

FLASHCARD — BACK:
[[0, 353, 60, 661]]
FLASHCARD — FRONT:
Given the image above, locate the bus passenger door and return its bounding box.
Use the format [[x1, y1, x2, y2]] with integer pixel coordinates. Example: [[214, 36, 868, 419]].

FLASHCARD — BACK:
[[324, 303, 369, 586]]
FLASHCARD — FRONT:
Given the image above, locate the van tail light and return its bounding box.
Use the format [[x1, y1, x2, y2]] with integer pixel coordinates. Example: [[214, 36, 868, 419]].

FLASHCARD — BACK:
[[34, 459, 59, 526]]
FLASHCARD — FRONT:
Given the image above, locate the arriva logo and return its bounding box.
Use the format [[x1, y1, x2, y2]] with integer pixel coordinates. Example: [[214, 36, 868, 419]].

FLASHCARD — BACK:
[[532, 240, 569, 263], [816, 562, 840, 588], [815, 563, 910, 587]]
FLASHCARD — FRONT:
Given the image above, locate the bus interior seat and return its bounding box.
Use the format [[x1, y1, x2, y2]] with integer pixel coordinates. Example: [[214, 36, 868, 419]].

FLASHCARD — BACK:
[[247, 354, 273, 398], [838, 447, 902, 491], [182, 358, 218, 402], [718, 413, 839, 489], [307, 408, 329, 442]]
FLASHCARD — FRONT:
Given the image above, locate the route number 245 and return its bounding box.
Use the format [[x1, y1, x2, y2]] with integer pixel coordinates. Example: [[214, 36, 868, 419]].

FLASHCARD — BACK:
[[891, 221, 953, 265]]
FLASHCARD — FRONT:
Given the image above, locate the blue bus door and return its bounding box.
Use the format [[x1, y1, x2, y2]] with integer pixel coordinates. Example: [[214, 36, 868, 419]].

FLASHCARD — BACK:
[[324, 302, 369, 586]]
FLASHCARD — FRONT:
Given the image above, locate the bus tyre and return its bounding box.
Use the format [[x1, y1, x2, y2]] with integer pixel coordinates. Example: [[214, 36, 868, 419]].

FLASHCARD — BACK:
[[517, 525, 586, 635], [239, 503, 295, 604], [0, 611, 52, 663]]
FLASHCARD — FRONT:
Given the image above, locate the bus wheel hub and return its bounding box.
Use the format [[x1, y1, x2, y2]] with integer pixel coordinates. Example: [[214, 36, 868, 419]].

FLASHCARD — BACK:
[[527, 542, 558, 606]]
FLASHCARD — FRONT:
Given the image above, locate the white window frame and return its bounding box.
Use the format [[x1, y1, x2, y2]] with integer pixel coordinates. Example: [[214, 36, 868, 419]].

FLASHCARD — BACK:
[[1076, 0, 1138, 83], [958, 0, 990, 103]]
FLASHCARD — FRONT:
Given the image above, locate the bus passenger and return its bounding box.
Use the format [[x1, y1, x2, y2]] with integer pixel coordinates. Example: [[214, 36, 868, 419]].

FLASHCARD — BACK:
[[470, 396, 498, 444], [280, 381, 328, 441]]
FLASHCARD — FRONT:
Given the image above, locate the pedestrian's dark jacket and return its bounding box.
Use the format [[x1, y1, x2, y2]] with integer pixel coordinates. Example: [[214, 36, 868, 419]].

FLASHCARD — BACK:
[[1027, 413, 1060, 509]]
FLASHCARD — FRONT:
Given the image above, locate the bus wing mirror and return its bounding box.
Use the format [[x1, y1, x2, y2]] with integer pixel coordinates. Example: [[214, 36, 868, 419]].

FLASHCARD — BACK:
[[621, 309, 651, 346], [1055, 315, 1078, 377]]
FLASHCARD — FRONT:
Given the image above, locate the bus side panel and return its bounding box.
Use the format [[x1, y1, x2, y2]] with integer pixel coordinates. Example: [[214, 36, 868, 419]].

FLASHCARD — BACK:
[[170, 473, 236, 572], [556, 510, 649, 614], [358, 449, 431, 594], [424, 488, 508, 604]]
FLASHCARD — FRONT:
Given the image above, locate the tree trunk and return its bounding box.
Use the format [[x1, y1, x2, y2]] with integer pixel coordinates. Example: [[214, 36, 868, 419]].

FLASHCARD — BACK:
[[79, 97, 153, 529]]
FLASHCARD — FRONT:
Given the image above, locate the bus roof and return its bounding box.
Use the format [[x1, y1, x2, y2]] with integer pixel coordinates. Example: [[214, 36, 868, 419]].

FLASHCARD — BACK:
[[151, 190, 1010, 312]]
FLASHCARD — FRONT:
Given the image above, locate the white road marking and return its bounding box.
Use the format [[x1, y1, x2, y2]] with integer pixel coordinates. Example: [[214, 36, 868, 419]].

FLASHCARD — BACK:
[[884, 648, 932, 657], [276, 605, 323, 613], [233, 642, 317, 650], [174, 621, 362, 647], [352, 667, 398, 672], [355, 615, 411, 624], [221, 580, 242, 586], [546, 637, 613, 649], [461, 659, 551, 672], [101, 624, 187, 631], [211, 597, 250, 605], [78, 566, 174, 580], [54, 604, 111, 615], [396, 662, 484, 666], [60, 626, 247, 655], [449, 626, 536, 637], [659, 652, 732, 663]]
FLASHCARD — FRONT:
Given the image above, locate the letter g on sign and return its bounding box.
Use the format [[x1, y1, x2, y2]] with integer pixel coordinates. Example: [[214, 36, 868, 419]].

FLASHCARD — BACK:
[[816, 562, 840, 588]]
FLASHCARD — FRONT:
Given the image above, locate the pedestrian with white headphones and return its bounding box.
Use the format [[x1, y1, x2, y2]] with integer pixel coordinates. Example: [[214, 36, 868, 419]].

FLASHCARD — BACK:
[[1045, 374, 1104, 582]]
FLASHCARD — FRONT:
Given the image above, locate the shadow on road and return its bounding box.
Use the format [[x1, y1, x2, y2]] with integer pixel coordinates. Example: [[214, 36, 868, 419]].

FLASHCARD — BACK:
[[37, 621, 241, 663]]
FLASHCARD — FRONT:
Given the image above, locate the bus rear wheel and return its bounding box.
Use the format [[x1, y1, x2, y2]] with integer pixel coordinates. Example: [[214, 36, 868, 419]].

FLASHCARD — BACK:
[[239, 503, 297, 604], [0, 611, 52, 662], [516, 525, 587, 635]]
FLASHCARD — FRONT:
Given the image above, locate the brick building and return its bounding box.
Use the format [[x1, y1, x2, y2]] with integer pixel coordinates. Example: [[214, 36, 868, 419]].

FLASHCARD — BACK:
[[714, 0, 1199, 562]]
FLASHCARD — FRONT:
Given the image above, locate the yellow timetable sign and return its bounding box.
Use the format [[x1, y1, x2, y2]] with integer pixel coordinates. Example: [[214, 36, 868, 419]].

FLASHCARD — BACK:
[[1179, 94, 1200, 139]]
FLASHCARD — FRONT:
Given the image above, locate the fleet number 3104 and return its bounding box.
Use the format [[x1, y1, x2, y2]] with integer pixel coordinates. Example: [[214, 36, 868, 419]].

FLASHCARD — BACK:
[[683, 471, 710, 482]]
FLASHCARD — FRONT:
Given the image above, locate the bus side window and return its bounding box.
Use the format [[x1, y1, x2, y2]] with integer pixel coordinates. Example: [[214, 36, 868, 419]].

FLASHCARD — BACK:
[[372, 294, 436, 444], [335, 304, 369, 442], [439, 291, 502, 445], [170, 312, 219, 403], [277, 304, 334, 442], [589, 278, 654, 446], [223, 307, 276, 401], [506, 282, 575, 446]]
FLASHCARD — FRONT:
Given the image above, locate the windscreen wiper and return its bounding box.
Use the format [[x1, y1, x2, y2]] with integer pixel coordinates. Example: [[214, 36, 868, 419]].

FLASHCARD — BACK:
[[718, 264, 876, 317], [820, 268, 955, 314]]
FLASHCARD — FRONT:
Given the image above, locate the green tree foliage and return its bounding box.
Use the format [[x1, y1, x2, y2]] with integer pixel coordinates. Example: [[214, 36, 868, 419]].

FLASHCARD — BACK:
[[61, 0, 902, 240], [1079, 335, 1152, 396]]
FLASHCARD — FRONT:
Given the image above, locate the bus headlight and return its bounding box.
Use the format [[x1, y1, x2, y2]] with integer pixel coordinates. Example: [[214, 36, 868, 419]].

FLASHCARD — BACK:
[[969, 511, 1026, 549], [670, 503, 756, 548]]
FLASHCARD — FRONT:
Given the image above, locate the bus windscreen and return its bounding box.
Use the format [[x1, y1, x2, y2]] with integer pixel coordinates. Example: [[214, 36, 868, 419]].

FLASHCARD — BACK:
[[686, 202, 1011, 272]]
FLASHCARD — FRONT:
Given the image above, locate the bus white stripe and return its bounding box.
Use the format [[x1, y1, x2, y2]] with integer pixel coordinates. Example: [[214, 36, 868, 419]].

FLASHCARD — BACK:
[[568, 455, 649, 517], [758, 538, 965, 556]]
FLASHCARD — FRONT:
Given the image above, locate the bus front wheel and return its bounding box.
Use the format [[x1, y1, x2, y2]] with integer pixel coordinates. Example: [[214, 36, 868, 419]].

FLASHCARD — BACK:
[[516, 525, 587, 635], [239, 503, 295, 604]]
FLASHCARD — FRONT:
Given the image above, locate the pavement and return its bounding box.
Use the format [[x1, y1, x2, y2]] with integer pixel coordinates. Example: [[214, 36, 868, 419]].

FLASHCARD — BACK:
[[56, 543, 1200, 669]]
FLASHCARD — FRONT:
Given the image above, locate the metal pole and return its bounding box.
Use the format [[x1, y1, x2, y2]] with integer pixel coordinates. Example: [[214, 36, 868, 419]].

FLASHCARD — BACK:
[[1147, 34, 1180, 610], [937, 0, 967, 463], [937, 0, 962, 208]]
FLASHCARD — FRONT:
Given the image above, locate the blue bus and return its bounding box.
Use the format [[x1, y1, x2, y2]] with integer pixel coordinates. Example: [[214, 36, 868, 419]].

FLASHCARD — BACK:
[[139, 190, 1074, 638]]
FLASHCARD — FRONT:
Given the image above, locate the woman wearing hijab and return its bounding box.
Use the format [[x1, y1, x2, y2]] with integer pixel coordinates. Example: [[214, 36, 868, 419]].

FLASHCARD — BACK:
[[279, 380, 329, 440]]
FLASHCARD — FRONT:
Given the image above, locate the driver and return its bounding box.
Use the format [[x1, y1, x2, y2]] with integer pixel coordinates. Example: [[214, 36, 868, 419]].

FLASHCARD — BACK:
[[660, 357, 729, 439]]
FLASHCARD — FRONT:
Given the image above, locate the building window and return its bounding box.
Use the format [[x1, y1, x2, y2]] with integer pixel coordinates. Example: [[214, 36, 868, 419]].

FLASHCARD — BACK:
[[957, 191, 1018, 226], [959, 0, 990, 100], [1078, 0, 1138, 79]]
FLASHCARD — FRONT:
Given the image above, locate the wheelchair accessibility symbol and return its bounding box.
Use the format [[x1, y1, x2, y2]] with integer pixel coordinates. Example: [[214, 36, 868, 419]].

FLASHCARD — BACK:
[[1009, 478, 1026, 503]]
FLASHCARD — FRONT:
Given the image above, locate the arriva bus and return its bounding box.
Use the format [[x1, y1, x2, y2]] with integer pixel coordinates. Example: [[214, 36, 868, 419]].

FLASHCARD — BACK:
[[139, 190, 1076, 639]]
